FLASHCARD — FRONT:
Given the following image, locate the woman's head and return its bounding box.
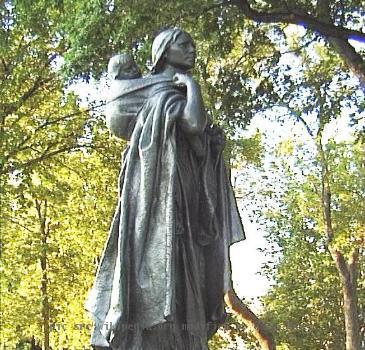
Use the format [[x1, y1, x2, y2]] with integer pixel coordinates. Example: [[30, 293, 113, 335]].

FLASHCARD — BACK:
[[151, 28, 196, 73]]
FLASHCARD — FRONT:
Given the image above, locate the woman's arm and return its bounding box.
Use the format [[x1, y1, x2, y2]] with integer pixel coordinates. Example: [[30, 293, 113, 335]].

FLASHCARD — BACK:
[[173, 73, 207, 134]]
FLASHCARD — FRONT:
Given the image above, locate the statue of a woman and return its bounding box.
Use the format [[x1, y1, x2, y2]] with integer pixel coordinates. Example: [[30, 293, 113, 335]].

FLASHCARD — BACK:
[[86, 28, 245, 350]]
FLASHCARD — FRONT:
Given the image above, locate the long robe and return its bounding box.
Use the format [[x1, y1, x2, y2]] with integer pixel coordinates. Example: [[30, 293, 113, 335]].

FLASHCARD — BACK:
[[86, 77, 245, 349]]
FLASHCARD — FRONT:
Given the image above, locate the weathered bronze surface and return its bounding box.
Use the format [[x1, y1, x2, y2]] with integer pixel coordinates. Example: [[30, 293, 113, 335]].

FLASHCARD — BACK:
[[86, 27, 245, 350]]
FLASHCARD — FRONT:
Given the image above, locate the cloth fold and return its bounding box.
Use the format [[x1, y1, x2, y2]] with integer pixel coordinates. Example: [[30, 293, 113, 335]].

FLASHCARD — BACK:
[[86, 78, 245, 349]]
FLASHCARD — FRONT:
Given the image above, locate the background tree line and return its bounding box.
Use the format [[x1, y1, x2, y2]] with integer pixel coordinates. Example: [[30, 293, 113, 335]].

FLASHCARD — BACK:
[[1, 0, 364, 349]]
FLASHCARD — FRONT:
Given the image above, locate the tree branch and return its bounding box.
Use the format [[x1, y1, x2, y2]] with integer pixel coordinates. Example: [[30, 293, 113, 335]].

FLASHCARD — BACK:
[[221, 0, 365, 86], [9, 218, 36, 234], [276, 103, 315, 138], [317, 136, 334, 243], [328, 247, 350, 283], [2, 144, 91, 175], [228, 0, 365, 42], [280, 36, 317, 55], [225, 290, 276, 350], [338, 0, 346, 26], [327, 36, 365, 87], [4, 109, 88, 162], [316, 0, 365, 87], [2, 76, 53, 122], [348, 248, 359, 286], [295, 113, 314, 138], [1, 101, 103, 171]]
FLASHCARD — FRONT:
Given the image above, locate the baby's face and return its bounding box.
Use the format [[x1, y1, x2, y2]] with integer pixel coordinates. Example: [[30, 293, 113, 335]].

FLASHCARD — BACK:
[[118, 60, 141, 79]]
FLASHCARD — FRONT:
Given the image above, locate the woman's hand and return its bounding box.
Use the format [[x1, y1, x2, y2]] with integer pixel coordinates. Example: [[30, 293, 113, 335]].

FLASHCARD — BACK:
[[173, 73, 195, 87], [207, 125, 225, 153], [172, 73, 207, 134]]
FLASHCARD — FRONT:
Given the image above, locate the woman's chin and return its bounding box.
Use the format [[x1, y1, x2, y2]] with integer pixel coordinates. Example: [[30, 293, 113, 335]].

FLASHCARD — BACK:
[[175, 62, 195, 71]]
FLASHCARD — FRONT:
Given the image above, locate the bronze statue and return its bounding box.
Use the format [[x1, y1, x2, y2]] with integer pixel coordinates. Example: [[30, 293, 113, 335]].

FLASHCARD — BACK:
[[86, 27, 245, 350]]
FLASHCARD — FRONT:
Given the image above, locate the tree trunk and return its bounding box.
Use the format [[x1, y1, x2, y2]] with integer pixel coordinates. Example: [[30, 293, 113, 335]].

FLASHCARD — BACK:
[[224, 290, 276, 350], [317, 0, 365, 89], [36, 200, 50, 350], [317, 138, 361, 350], [225, 151, 275, 349], [342, 270, 360, 350], [40, 246, 50, 350], [327, 37, 365, 87], [30, 336, 42, 350], [330, 249, 361, 350]]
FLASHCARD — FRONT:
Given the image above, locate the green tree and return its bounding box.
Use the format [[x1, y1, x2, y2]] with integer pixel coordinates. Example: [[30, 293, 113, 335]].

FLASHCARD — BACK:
[[223, 0, 365, 86], [9, 0, 364, 129], [21, 0, 363, 86], [261, 140, 364, 350], [0, 2, 124, 348], [1, 147, 123, 349], [253, 42, 364, 347], [0, 1, 88, 180], [2, 1, 363, 349]]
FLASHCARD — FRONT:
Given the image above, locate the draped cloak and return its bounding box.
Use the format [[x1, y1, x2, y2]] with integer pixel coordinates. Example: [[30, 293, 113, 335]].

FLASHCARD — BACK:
[[85, 75, 245, 349]]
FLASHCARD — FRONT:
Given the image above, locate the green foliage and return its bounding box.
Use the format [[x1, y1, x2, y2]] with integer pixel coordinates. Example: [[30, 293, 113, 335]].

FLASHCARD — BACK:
[[1, 149, 123, 348], [1, 2, 125, 348], [0, 1, 87, 181], [1, 0, 364, 349], [229, 130, 264, 168], [209, 313, 248, 350], [260, 141, 365, 349], [12, 0, 364, 135]]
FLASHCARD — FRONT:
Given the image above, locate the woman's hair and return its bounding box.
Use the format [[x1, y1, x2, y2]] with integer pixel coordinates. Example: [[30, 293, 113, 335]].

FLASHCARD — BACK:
[[151, 27, 184, 74]]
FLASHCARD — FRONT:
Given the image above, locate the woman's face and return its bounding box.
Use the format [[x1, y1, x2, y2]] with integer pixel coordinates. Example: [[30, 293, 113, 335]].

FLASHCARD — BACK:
[[164, 32, 196, 70]]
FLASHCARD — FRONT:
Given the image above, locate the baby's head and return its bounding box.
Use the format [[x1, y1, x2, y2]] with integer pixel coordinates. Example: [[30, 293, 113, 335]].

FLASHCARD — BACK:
[[108, 53, 141, 80]]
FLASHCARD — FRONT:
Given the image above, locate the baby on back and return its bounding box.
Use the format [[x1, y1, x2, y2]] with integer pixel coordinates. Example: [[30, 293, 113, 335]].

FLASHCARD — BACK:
[[105, 52, 172, 140], [106, 53, 144, 139], [108, 52, 142, 82]]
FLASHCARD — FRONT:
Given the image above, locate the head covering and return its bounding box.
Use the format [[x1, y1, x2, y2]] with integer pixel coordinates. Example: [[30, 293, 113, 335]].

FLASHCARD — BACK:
[[151, 27, 183, 73]]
